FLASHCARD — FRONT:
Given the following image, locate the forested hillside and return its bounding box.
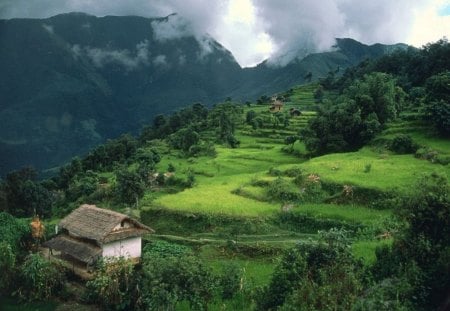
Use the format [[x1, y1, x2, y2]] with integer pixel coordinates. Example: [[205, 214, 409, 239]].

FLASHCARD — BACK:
[[0, 13, 407, 175], [0, 39, 449, 310]]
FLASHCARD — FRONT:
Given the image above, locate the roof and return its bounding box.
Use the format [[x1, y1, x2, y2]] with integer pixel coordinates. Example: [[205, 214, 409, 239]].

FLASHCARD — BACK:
[[59, 204, 153, 244], [44, 234, 101, 263], [271, 100, 284, 106]]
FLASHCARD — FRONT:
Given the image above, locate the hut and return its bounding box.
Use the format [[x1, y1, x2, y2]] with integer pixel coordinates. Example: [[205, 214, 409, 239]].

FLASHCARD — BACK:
[[289, 108, 302, 117], [44, 204, 153, 270], [269, 100, 284, 112]]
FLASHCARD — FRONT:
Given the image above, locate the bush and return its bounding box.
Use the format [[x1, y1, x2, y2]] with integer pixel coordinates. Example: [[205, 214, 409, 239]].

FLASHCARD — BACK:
[[19, 254, 65, 301], [388, 135, 419, 154], [85, 257, 138, 311], [219, 263, 242, 300], [267, 178, 301, 202], [142, 255, 216, 310]]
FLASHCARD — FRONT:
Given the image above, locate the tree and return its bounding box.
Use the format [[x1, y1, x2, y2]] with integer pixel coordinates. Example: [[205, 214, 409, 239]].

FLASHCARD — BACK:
[[86, 257, 138, 311], [314, 85, 324, 103], [115, 169, 145, 207], [141, 254, 216, 310], [19, 254, 65, 301], [3, 167, 53, 217], [372, 173, 450, 309], [257, 228, 361, 310], [301, 73, 404, 155], [425, 71, 450, 136]]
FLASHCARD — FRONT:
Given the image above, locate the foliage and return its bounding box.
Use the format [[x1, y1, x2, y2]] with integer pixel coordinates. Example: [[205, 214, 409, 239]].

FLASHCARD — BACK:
[[143, 240, 191, 259], [256, 228, 362, 310], [372, 173, 450, 309], [424, 71, 450, 135], [85, 257, 138, 311], [141, 254, 216, 310], [115, 169, 146, 206], [388, 135, 419, 154], [0, 211, 31, 254], [301, 72, 404, 155], [0, 241, 16, 294], [18, 254, 65, 301], [218, 263, 243, 300], [2, 167, 53, 217]]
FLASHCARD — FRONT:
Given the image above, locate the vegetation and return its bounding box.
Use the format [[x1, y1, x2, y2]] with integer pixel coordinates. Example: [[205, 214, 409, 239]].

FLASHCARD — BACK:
[[0, 38, 449, 310]]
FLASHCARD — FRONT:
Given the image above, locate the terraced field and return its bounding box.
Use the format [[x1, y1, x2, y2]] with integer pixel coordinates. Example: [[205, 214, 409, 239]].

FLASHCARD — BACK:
[[136, 84, 449, 298]]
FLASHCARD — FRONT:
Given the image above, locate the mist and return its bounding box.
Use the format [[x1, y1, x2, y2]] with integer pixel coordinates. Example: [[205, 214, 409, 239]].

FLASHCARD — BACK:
[[0, 0, 438, 67]]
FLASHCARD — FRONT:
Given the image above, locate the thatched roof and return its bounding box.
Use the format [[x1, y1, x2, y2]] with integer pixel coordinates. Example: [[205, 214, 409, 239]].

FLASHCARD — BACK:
[[59, 204, 153, 244], [44, 234, 101, 263]]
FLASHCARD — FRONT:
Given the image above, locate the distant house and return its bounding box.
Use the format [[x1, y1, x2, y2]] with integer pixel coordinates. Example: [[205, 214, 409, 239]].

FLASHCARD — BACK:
[[44, 204, 153, 269], [269, 100, 284, 112], [289, 108, 302, 117]]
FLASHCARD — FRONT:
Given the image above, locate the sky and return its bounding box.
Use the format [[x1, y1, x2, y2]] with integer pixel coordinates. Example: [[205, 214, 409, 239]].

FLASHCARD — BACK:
[[0, 0, 448, 67]]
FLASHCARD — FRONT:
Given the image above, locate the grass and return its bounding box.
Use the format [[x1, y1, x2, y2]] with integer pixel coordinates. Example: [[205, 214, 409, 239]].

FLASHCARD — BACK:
[[291, 203, 391, 226], [352, 239, 393, 264], [286, 147, 449, 192]]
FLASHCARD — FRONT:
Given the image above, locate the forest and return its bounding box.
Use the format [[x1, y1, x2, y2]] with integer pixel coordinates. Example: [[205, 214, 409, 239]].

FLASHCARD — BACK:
[[0, 39, 449, 310]]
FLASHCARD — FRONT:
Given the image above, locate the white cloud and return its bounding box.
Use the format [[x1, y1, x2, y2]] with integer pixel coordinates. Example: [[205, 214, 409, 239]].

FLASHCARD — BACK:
[[153, 54, 168, 67], [1, 0, 448, 67], [72, 40, 150, 70], [407, 0, 450, 47], [42, 23, 54, 34]]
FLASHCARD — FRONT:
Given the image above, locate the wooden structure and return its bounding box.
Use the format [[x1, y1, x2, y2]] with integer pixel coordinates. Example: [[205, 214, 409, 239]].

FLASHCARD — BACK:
[[44, 204, 153, 275], [269, 100, 284, 112], [289, 108, 302, 116]]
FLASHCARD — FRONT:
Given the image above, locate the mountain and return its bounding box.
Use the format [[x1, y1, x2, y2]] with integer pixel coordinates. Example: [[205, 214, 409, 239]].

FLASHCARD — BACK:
[[0, 13, 407, 175]]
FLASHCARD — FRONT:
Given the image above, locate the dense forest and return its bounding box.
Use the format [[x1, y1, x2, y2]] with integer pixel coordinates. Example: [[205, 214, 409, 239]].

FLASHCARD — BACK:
[[0, 39, 449, 310]]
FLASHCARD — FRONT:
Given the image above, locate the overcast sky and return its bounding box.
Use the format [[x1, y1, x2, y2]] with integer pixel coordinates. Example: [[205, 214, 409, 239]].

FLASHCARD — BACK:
[[0, 0, 448, 67]]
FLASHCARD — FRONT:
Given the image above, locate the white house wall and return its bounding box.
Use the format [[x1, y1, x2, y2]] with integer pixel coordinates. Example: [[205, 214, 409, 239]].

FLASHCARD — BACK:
[[102, 236, 142, 259]]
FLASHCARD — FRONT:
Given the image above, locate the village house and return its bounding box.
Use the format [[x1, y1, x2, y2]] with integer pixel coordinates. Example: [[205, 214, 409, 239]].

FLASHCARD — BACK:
[[269, 100, 284, 112], [44, 204, 153, 272]]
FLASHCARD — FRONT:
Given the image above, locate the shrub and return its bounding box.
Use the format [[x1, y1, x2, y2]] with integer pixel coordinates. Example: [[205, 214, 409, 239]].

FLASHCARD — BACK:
[[85, 257, 138, 310], [267, 178, 300, 202], [388, 135, 419, 154], [19, 254, 65, 301], [219, 263, 242, 299], [142, 255, 216, 310]]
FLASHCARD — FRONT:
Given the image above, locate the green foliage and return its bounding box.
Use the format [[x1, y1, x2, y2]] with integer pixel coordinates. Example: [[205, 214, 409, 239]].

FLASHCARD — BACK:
[[424, 71, 450, 135], [3, 167, 53, 217], [0, 211, 31, 254], [257, 228, 362, 310], [218, 263, 242, 300], [115, 169, 145, 206], [19, 254, 65, 301], [372, 173, 450, 308], [143, 241, 191, 259], [388, 135, 419, 154], [301, 72, 403, 155], [0, 241, 16, 294], [141, 254, 216, 310], [85, 257, 138, 311]]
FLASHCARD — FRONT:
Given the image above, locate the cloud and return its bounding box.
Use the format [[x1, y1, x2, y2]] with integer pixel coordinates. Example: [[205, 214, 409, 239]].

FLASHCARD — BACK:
[[0, 0, 443, 67], [153, 54, 169, 67], [151, 14, 193, 41], [42, 23, 54, 34], [72, 40, 150, 70]]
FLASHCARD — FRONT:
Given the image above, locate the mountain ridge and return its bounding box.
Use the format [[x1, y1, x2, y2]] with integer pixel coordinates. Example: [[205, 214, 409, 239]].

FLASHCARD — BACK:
[[0, 13, 408, 175]]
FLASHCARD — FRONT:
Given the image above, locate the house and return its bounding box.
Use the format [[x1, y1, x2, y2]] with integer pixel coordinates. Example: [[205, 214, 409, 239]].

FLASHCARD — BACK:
[[269, 100, 284, 112], [44, 204, 153, 269], [289, 108, 302, 117]]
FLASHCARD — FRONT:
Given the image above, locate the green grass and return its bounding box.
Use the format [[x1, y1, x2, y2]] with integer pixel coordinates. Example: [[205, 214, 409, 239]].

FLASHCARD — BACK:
[[352, 239, 393, 264], [292, 203, 391, 225], [285, 147, 449, 192]]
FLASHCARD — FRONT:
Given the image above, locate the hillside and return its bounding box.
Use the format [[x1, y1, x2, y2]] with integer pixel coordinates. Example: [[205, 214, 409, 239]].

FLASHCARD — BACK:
[[0, 12, 407, 175]]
